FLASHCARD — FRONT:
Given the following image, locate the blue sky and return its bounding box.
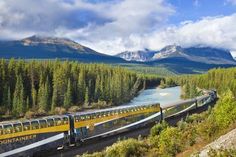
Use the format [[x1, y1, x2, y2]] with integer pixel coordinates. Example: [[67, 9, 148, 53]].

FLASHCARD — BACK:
[[0, 0, 236, 55], [169, 0, 236, 24]]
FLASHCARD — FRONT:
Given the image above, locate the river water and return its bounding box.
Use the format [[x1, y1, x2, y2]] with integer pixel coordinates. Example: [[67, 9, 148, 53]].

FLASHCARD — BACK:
[[123, 86, 182, 107]]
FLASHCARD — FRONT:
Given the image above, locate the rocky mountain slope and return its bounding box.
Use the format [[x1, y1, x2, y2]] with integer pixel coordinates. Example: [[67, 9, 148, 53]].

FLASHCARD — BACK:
[[116, 45, 236, 65], [115, 49, 155, 62], [0, 35, 124, 63]]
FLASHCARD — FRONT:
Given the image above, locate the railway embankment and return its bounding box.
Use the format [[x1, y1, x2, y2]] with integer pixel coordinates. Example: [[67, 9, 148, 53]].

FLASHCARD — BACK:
[[196, 128, 236, 157]]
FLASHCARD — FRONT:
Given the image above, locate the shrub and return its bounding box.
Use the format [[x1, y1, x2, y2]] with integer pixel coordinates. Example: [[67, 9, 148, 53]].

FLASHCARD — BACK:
[[25, 110, 36, 119], [54, 107, 66, 115], [157, 127, 183, 156], [80, 152, 105, 157], [213, 90, 236, 129], [208, 148, 236, 157], [150, 121, 168, 137], [68, 106, 82, 112], [105, 139, 147, 157]]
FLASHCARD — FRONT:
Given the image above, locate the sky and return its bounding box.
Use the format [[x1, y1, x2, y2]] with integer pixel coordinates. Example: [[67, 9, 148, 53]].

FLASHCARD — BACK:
[[1, 0, 236, 56]]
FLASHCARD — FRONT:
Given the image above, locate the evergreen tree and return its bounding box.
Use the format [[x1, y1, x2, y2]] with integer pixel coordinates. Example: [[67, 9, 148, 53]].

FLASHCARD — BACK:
[[31, 83, 37, 109], [78, 70, 86, 103], [12, 75, 24, 116], [38, 79, 45, 110], [64, 79, 73, 109], [51, 85, 59, 112], [84, 87, 89, 106], [7, 87, 11, 111]]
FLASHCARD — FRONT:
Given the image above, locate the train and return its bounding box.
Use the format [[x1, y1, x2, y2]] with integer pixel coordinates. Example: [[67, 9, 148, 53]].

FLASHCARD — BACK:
[[0, 90, 217, 157]]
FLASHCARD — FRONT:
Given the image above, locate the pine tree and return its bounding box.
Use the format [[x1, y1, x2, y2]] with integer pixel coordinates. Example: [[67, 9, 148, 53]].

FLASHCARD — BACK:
[[51, 85, 59, 112], [2, 85, 8, 109], [26, 96, 30, 111], [12, 75, 24, 116], [31, 83, 37, 109], [38, 78, 45, 110], [7, 87, 11, 111], [44, 77, 50, 110], [64, 79, 73, 109], [78, 70, 86, 103], [84, 87, 89, 107]]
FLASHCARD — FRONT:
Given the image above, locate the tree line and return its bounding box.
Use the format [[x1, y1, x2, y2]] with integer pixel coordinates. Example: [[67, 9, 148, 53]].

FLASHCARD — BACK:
[[174, 67, 236, 97], [0, 59, 146, 117]]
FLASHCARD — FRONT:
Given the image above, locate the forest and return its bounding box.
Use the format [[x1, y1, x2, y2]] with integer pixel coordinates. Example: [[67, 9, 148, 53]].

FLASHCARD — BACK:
[[82, 67, 236, 157], [174, 67, 236, 97], [0, 59, 158, 118]]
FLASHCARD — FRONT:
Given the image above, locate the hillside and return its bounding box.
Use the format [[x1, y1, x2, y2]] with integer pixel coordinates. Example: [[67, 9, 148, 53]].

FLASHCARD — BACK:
[[0, 36, 125, 63]]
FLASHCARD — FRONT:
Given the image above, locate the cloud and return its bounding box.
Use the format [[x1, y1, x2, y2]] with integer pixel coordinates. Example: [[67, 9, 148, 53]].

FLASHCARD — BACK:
[[146, 14, 236, 53], [0, 0, 175, 54], [0, 0, 113, 39], [79, 13, 236, 55], [0, 0, 236, 56], [55, 0, 175, 54]]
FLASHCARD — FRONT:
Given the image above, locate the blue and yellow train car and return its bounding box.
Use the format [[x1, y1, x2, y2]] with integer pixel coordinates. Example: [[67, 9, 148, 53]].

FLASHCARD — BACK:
[[72, 103, 161, 141], [0, 115, 70, 157]]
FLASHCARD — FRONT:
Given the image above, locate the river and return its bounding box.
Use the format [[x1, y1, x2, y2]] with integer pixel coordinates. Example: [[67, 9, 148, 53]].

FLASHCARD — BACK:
[[123, 86, 182, 107]]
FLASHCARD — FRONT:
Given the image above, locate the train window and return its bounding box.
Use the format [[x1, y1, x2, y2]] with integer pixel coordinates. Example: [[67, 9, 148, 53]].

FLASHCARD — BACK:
[[63, 117, 69, 124], [13, 123, 22, 133], [91, 113, 96, 119], [39, 120, 47, 128], [46, 119, 54, 127], [86, 114, 91, 119], [80, 116, 85, 120], [111, 111, 115, 116], [31, 121, 39, 130], [23, 122, 30, 131], [3, 124, 13, 134], [55, 118, 62, 126], [0, 126, 3, 135], [75, 116, 80, 122], [98, 113, 102, 118]]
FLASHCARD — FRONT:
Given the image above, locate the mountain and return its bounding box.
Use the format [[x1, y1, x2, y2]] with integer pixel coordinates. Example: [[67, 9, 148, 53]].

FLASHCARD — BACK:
[[153, 45, 236, 65], [115, 49, 156, 62], [117, 45, 236, 65], [0, 35, 124, 63]]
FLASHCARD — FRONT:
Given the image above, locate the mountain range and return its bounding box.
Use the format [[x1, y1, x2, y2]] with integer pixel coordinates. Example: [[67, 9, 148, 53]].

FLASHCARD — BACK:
[[116, 45, 236, 65], [0, 35, 235, 74]]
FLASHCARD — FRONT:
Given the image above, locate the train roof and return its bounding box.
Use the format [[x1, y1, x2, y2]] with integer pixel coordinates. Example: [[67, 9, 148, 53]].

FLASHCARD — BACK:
[[73, 103, 160, 116], [0, 103, 160, 126], [0, 115, 69, 126]]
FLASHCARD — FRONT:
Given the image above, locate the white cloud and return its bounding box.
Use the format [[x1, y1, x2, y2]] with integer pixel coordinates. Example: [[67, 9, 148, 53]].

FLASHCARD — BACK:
[[0, 0, 236, 56], [0, 0, 174, 54], [146, 14, 236, 53], [78, 13, 236, 55]]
